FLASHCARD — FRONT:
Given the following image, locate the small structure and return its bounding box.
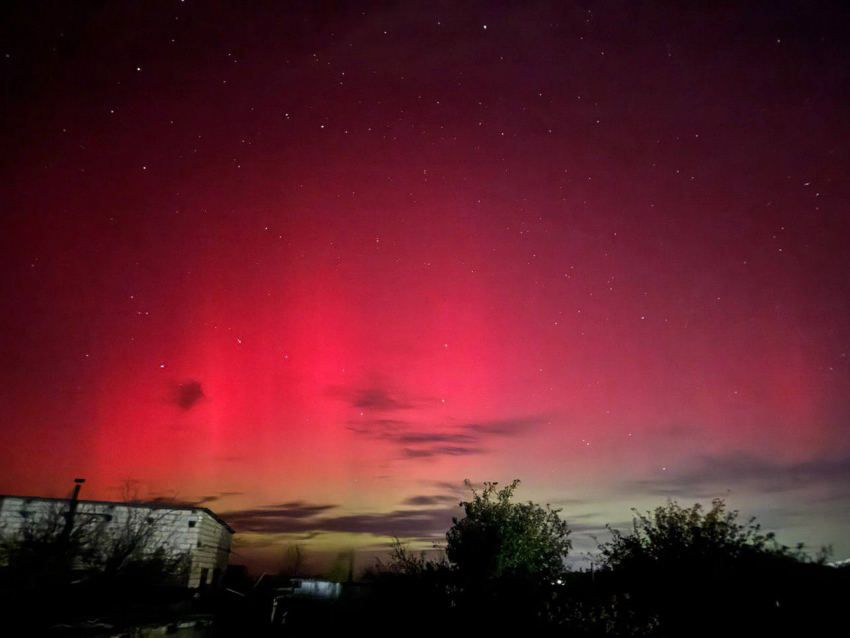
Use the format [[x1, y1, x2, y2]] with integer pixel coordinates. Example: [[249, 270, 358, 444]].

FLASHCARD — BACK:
[[0, 494, 234, 590], [269, 579, 345, 626], [290, 578, 342, 599]]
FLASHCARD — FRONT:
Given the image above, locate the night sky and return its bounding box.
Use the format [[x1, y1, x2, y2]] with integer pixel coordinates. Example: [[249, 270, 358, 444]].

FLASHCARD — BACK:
[[2, 1, 849, 571]]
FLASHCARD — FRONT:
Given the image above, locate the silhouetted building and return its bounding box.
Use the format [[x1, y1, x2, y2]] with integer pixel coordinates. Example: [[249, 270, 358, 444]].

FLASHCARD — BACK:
[[0, 494, 234, 589]]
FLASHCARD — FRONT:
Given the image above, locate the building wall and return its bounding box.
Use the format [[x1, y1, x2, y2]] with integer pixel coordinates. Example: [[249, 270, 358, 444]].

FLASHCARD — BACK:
[[0, 496, 232, 589], [188, 510, 233, 589]]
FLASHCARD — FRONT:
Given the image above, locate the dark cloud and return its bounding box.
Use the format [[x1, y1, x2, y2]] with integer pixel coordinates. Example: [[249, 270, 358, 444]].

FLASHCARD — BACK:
[[396, 432, 478, 445], [224, 501, 340, 530], [402, 446, 484, 458], [262, 501, 342, 517], [171, 380, 205, 411], [195, 491, 244, 506], [315, 507, 457, 537], [464, 415, 547, 436], [347, 415, 544, 460], [224, 494, 600, 543], [223, 502, 459, 538], [328, 384, 416, 411], [427, 480, 471, 493], [402, 494, 462, 506], [346, 419, 409, 437], [145, 490, 246, 508], [332, 383, 546, 462], [632, 452, 850, 497]]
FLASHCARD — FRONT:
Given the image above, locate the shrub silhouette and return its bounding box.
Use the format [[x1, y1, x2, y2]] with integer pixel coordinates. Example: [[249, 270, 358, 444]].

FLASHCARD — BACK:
[[593, 499, 841, 636], [369, 488, 846, 636]]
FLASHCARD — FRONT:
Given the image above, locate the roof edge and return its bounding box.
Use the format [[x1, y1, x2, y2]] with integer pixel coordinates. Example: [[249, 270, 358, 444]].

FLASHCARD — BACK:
[[0, 494, 235, 534]]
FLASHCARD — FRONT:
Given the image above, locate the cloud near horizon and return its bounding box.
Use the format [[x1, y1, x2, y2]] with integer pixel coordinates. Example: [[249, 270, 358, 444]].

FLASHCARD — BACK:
[[630, 452, 850, 500], [223, 501, 459, 540]]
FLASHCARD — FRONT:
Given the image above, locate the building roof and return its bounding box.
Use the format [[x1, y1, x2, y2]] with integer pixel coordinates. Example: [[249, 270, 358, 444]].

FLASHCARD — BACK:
[[0, 494, 235, 534]]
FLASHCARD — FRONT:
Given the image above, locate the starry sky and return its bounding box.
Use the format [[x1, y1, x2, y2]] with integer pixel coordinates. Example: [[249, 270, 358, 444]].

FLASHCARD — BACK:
[[1, 1, 849, 572]]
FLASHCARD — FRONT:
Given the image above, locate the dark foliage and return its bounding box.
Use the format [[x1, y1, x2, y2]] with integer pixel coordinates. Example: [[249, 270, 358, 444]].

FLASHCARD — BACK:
[[589, 499, 845, 636], [0, 501, 100, 599], [3, 487, 848, 636], [362, 489, 847, 637], [446, 479, 572, 586], [0, 501, 192, 631], [360, 480, 574, 633]]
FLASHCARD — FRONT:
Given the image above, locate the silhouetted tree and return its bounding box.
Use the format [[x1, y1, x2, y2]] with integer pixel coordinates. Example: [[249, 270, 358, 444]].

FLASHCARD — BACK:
[[447, 479, 571, 586], [0, 495, 192, 629], [598, 498, 798, 569], [88, 505, 190, 588], [444, 479, 572, 630], [362, 489, 847, 636], [370, 537, 442, 580], [593, 499, 836, 636], [0, 500, 101, 598]]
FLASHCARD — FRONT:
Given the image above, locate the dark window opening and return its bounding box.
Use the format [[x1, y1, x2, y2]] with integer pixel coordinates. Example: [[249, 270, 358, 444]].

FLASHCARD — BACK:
[[188, 520, 196, 528]]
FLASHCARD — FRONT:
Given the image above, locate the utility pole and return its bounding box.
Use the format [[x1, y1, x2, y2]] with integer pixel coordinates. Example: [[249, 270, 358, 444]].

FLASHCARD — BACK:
[[58, 478, 86, 546]]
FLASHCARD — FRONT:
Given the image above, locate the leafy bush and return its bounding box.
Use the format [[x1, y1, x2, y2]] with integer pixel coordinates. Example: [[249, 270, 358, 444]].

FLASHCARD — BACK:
[[446, 480, 572, 589], [593, 499, 840, 636]]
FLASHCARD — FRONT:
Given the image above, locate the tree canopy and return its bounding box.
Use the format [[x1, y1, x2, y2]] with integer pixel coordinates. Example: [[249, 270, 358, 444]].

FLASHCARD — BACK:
[[446, 479, 571, 587], [593, 499, 835, 636], [367, 487, 846, 636], [597, 498, 798, 569]]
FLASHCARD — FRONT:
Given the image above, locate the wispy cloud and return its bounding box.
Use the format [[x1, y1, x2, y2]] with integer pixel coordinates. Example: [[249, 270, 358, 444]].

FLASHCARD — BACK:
[[224, 501, 340, 531], [402, 494, 462, 506], [631, 452, 850, 498], [146, 491, 245, 508], [402, 445, 484, 458], [195, 491, 244, 506], [465, 416, 543, 436], [327, 383, 418, 411], [346, 414, 546, 460], [223, 502, 459, 539], [224, 494, 608, 546]]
